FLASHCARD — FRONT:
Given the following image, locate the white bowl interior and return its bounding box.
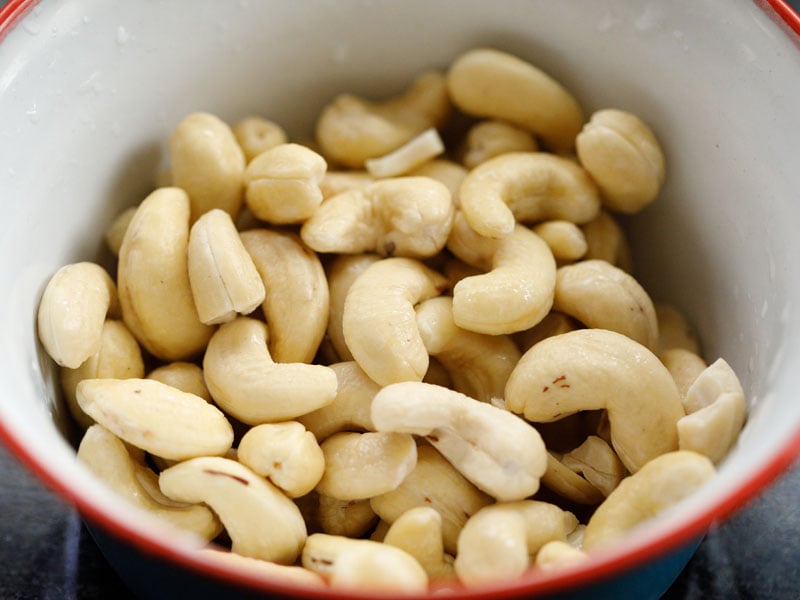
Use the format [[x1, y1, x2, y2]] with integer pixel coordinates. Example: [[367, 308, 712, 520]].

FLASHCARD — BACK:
[[1, 0, 800, 593]]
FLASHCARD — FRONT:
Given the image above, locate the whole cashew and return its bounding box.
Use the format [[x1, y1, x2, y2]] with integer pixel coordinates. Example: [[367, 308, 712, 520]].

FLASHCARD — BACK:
[[656, 302, 701, 354], [561, 435, 628, 497], [446, 48, 584, 151], [197, 548, 325, 588], [105, 206, 137, 256], [341, 257, 447, 386], [580, 210, 634, 272], [372, 382, 548, 501], [660, 348, 707, 400], [202, 317, 338, 425], [317, 495, 378, 538], [531, 220, 588, 262], [460, 119, 538, 170], [505, 329, 685, 473], [146, 361, 211, 402], [383, 506, 454, 580], [159, 456, 307, 564], [458, 152, 600, 239], [583, 450, 715, 550], [232, 116, 288, 163], [365, 128, 445, 178]]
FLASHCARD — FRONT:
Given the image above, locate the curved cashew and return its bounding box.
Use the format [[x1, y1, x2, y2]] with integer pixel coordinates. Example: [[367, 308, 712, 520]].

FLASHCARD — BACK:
[[315, 431, 417, 500], [372, 382, 547, 501], [583, 450, 715, 550], [342, 257, 446, 386], [240, 229, 329, 363], [553, 259, 659, 351], [202, 317, 337, 424], [459, 152, 600, 239], [318, 495, 378, 538], [169, 112, 246, 222], [678, 358, 746, 463], [105, 206, 137, 256], [576, 109, 666, 214], [238, 422, 325, 498], [660, 348, 707, 400], [505, 329, 685, 473], [460, 119, 538, 170], [384, 507, 454, 580], [415, 296, 521, 403], [243, 143, 327, 224], [117, 187, 213, 361], [76, 378, 233, 460], [540, 452, 605, 505], [534, 541, 588, 570], [320, 170, 374, 200], [408, 159, 468, 206], [315, 70, 451, 168], [187, 208, 266, 325], [656, 302, 701, 354], [531, 220, 588, 262], [301, 177, 454, 259], [232, 116, 288, 163], [561, 435, 628, 497], [78, 425, 222, 540], [580, 210, 634, 272], [159, 456, 307, 564], [37, 262, 119, 369], [513, 311, 579, 354], [197, 548, 325, 589], [365, 128, 445, 178], [146, 361, 211, 402], [446, 48, 583, 151]]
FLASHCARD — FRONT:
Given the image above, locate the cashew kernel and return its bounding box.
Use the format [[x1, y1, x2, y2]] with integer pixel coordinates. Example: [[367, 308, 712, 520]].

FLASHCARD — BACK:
[[561, 435, 628, 497], [365, 128, 445, 178], [317, 495, 378, 538], [146, 362, 211, 402], [104, 207, 137, 256], [531, 220, 588, 262], [656, 302, 701, 354], [232, 116, 288, 163], [660, 348, 707, 400], [384, 507, 454, 580], [580, 210, 634, 272]]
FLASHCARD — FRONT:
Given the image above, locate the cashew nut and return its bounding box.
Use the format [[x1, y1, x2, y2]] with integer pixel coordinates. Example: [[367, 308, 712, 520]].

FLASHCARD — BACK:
[[446, 48, 584, 151], [159, 456, 307, 564], [561, 435, 628, 497], [232, 116, 288, 163], [656, 302, 701, 354], [317, 495, 378, 538], [460, 119, 538, 169], [408, 159, 468, 206], [197, 548, 325, 588], [104, 206, 137, 256], [383, 507, 454, 580], [505, 329, 685, 473], [146, 361, 211, 402], [580, 210, 634, 272], [202, 317, 338, 424], [531, 220, 588, 262], [583, 450, 715, 550], [372, 382, 547, 501], [540, 452, 605, 505], [660, 348, 707, 400], [365, 128, 445, 178], [534, 541, 588, 570], [319, 170, 374, 200], [513, 311, 579, 354]]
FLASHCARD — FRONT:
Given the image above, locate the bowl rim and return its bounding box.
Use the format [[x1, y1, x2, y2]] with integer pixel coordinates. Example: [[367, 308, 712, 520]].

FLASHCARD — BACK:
[[1, 0, 800, 597]]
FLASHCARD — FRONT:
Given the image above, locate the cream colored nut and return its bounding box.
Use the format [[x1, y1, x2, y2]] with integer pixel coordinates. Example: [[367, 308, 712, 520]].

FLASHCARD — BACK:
[[117, 187, 213, 361], [240, 229, 329, 363], [447, 48, 584, 151], [244, 143, 327, 224], [384, 507, 454, 580], [342, 257, 446, 386], [656, 302, 701, 354], [372, 382, 547, 501], [580, 210, 634, 272], [146, 362, 211, 402], [316, 431, 417, 500], [505, 329, 685, 473], [554, 259, 659, 351], [238, 422, 325, 498], [415, 296, 521, 403], [316, 70, 451, 168], [678, 358, 747, 463], [454, 500, 579, 585], [104, 206, 137, 256], [298, 361, 379, 441], [540, 452, 605, 505], [77, 378, 233, 460], [441, 257, 483, 292], [78, 425, 222, 540], [513, 311, 579, 354], [318, 495, 378, 538], [461, 119, 538, 169], [583, 450, 715, 550], [169, 112, 246, 222], [408, 159, 468, 206], [534, 540, 589, 570], [370, 444, 492, 554], [302, 533, 428, 593], [459, 152, 600, 239], [445, 210, 501, 272], [365, 128, 445, 178], [159, 456, 307, 564], [61, 319, 145, 431], [202, 317, 338, 424], [197, 548, 325, 588], [320, 170, 374, 199], [232, 116, 288, 163], [187, 208, 266, 325], [531, 220, 588, 262], [37, 262, 119, 369], [301, 177, 454, 259], [660, 348, 707, 400], [576, 108, 666, 214], [561, 436, 628, 497]]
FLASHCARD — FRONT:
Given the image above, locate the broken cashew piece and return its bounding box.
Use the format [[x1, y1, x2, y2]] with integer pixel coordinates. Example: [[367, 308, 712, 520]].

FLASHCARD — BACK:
[[561, 435, 628, 497], [365, 128, 445, 178], [460, 119, 538, 170], [540, 452, 605, 506], [232, 116, 288, 163], [384, 507, 454, 580], [660, 348, 707, 400]]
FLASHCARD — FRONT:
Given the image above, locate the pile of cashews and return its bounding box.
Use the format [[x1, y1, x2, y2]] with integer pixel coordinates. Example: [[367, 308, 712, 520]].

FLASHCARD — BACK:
[[36, 48, 748, 593]]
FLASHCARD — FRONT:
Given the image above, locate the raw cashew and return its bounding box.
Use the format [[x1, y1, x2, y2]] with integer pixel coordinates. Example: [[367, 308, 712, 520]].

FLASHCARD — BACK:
[[315, 431, 417, 500], [446, 48, 584, 151], [342, 257, 447, 386], [660, 348, 707, 400], [656, 302, 701, 354], [159, 456, 307, 564], [513, 311, 579, 354], [169, 112, 246, 222], [678, 358, 746, 463], [531, 220, 588, 262], [317, 495, 378, 538], [197, 549, 325, 588], [187, 208, 265, 325], [202, 317, 337, 424], [243, 143, 327, 224], [415, 296, 521, 403], [576, 109, 666, 214], [384, 507, 454, 580], [561, 436, 628, 497], [37, 262, 119, 369], [553, 259, 658, 351], [117, 187, 214, 361], [505, 329, 685, 473], [240, 229, 329, 363], [370, 444, 492, 554], [534, 541, 588, 570], [461, 119, 538, 169], [316, 70, 451, 168], [146, 362, 211, 402], [372, 382, 547, 501], [583, 450, 715, 550], [445, 210, 501, 271], [459, 152, 600, 238], [232, 116, 288, 163], [238, 422, 325, 498], [320, 170, 374, 199], [77, 425, 222, 540], [365, 128, 445, 178], [302, 534, 428, 593], [580, 210, 634, 272], [540, 452, 605, 505], [301, 177, 454, 259], [105, 206, 137, 256], [408, 159, 468, 205], [76, 378, 233, 460]]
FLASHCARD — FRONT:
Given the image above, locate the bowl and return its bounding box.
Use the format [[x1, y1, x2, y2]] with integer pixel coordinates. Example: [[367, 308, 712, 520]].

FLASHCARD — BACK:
[[1, 0, 800, 598]]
